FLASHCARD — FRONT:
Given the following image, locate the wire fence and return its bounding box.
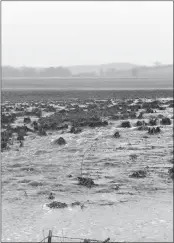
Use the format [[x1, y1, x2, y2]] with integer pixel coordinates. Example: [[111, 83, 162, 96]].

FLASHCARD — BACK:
[[40, 230, 110, 243]]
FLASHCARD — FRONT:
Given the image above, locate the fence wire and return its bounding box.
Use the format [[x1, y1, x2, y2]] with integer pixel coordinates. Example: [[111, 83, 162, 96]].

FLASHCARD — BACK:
[[40, 233, 110, 243]]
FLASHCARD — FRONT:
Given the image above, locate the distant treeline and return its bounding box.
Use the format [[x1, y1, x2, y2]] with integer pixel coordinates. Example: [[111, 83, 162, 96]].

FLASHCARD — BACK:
[[2, 66, 103, 78], [2, 64, 173, 78], [2, 66, 72, 78]]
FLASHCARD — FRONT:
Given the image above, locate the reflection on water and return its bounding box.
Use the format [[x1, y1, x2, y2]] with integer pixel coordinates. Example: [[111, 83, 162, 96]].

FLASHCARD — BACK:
[[2, 96, 173, 242], [2, 195, 173, 242]]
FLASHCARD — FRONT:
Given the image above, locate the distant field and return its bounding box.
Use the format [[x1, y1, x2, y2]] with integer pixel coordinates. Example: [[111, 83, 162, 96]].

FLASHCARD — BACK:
[[2, 77, 173, 90], [2, 89, 173, 103]]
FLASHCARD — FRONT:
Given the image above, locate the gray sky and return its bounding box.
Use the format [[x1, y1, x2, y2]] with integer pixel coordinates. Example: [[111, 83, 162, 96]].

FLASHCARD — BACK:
[[2, 1, 173, 67]]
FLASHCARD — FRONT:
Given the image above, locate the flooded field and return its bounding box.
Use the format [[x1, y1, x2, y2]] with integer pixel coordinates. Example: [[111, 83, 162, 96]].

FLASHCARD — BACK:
[[1, 90, 173, 242]]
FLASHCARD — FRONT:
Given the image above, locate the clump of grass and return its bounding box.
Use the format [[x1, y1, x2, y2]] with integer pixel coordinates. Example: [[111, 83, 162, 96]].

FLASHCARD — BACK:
[[137, 126, 148, 131], [23, 117, 31, 123], [146, 108, 154, 113], [148, 118, 158, 126], [38, 127, 47, 136], [70, 126, 82, 134], [113, 131, 120, 138], [25, 108, 42, 118], [169, 103, 174, 108], [43, 105, 56, 112], [54, 137, 66, 145], [142, 100, 160, 109], [120, 121, 131, 128], [47, 201, 68, 209], [130, 154, 138, 160], [168, 167, 174, 180], [160, 117, 171, 125], [1, 113, 16, 124], [77, 177, 95, 188], [28, 181, 44, 187], [137, 112, 143, 119], [136, 120, 147, 126], [148, 126, 161, 134], [129, 169, 147, 178]]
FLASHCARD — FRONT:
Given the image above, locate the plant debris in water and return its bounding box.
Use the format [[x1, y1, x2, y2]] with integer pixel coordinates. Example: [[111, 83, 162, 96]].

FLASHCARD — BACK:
[[129, 170, 147, 178], [47, 201, 68, 209], [71, 201, 81, 207]]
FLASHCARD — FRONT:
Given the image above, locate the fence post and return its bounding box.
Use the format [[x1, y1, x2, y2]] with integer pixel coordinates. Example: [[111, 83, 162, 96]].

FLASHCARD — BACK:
[[103, 238, 110, 243], [48, 230, 52, 243]]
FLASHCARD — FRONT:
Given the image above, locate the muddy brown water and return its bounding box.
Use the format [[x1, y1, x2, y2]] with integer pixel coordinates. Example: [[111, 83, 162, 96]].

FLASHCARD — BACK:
[[1, 92, 173, 242]]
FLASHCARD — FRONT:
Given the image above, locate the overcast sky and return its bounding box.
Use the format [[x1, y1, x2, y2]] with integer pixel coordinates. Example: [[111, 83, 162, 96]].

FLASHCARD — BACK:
[[2, 1, 173, 67]]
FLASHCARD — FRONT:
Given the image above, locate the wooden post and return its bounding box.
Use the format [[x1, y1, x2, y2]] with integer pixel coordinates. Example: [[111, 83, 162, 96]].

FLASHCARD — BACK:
[[103, 238, 110, 243], [48, 230, 52, 243]]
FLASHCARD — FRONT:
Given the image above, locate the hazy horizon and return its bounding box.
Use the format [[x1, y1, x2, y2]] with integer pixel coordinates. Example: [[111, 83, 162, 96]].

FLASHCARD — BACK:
[[2, 62, 173, 69], [2, 1, 173, 67]]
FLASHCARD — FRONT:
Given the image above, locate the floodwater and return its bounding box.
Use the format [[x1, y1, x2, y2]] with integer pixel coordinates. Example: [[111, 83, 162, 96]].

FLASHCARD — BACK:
[[1, 92, 173, 242]]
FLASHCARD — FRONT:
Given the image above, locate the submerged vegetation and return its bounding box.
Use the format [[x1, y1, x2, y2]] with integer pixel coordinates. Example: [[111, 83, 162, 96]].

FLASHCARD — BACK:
[[1, 96, 173, 183]]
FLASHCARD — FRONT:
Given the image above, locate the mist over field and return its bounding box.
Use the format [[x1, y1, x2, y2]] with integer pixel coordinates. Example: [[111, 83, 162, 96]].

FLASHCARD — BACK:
[[2, 64, 173, 90]]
